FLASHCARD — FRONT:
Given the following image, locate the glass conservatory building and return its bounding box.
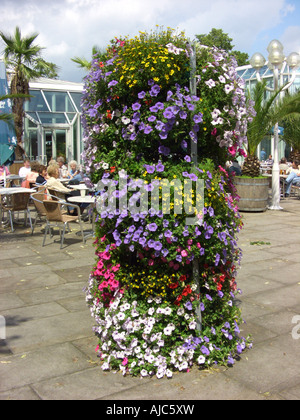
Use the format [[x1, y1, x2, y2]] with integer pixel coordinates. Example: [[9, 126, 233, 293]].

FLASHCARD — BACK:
[[237, 62, 300, 160], [23, 78, 84, 164]]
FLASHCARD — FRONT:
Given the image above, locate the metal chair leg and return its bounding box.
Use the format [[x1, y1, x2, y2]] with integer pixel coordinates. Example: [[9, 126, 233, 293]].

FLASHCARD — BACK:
[[60, 223, 67, 248]]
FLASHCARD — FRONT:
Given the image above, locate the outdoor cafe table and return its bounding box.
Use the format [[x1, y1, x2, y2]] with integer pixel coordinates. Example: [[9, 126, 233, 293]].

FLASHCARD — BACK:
[[67, 195, 96, 241], [68, 184, 90, 196], [0, 187, 36, 195]]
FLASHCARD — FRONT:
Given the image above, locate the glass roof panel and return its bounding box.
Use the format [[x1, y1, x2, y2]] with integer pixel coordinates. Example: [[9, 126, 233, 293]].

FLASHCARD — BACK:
[[43, 91, 75, 112], [25, 90, 49, 112], [69, 92, 82, 112], [66, 112, 77, 123], [26, 112, 40, 124], [37, 112, 68, 124]]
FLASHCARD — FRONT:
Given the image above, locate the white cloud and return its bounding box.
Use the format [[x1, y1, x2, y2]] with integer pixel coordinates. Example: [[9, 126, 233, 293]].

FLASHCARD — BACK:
[[0, 0, 299, 81], [280, 26, 300, 55]]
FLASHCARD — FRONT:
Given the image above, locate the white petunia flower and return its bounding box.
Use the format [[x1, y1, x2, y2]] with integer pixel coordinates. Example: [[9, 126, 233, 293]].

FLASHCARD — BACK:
[[197, 355, 206, 364]]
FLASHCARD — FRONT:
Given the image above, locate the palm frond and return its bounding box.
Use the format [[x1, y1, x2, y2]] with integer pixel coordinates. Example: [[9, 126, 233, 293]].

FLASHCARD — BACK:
[[246, 82, 300, 155]]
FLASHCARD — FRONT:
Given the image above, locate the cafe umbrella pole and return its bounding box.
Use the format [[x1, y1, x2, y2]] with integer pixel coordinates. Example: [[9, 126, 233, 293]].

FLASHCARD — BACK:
[[188, 42, 202, 332]]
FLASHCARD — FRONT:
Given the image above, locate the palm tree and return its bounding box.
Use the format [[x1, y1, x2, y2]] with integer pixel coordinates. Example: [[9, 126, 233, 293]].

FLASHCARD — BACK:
[[0, 26, 59, 156], [0, 92, 31, 126], [243, 82, 300, 177], [71, 45, 106, 71], [282, 113, 300, 162]]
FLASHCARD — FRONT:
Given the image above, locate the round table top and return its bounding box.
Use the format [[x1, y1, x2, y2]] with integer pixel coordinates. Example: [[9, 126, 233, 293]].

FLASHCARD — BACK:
[[0, 187, 36, 195], [69, 184, 89, 190], [67, 195, 96, 204]]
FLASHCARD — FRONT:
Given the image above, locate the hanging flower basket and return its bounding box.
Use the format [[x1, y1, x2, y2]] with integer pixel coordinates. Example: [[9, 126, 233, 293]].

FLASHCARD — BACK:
[[82, 28, 253, 379]]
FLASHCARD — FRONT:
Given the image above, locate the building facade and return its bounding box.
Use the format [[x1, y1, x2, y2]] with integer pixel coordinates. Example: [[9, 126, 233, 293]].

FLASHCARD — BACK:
[[23, 78, 84, 164], [237, 62, 300, 160]]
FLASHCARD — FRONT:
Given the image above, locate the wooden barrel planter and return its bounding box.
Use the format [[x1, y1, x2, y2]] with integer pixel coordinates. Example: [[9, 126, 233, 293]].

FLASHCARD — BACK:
[[234, 176, 269, 212]]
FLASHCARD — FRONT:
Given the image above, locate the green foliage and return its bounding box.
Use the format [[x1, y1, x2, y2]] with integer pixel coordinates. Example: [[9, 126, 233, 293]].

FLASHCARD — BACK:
[[195, 28, 249, 66]]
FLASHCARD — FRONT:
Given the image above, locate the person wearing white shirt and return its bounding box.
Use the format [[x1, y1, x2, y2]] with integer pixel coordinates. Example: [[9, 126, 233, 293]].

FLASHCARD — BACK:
[[57, 156, 68, 178], [19, 158, 31, 178]]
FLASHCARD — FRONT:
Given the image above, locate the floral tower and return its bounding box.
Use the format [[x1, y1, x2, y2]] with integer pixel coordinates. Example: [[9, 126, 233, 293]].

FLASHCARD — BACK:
[[82, 28, 253, 378]]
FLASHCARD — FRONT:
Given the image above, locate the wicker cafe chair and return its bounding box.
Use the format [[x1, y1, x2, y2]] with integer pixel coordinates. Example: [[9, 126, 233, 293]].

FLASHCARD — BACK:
[[42, 199, 85, 249], [30, 187, 48, 235], [1, 192, 33, 233]]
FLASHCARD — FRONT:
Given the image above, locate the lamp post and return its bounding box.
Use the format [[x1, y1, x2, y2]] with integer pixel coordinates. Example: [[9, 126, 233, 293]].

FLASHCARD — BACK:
[[250, 40, 300, 210]]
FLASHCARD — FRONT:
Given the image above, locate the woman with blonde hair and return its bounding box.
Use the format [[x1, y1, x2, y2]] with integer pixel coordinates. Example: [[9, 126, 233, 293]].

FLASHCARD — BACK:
[[46, 165, 72, 194]]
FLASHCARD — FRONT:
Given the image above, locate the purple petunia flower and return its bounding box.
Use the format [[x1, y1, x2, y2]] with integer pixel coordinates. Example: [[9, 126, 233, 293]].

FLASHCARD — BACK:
[[150, 84, 161, 97], [201, 345, 210, 356], [138, 91, 146, 99], [144, 164, 155, 174], [166, 90, 173, 101], [185, 301, 193, 310], [184, 155, 191, 163], [132, 112, 140, 124], [156, 162, 164, 172], [155, 120, 164, 131], [181, 140, 187, 149], [108, 80, 118, 87], [189, 173, 198, 181], [193, 113, 203, 123], [204, 226, 214, 239], [139, 237, 147, 246], [154, 241, 162, 251], [164, 230, 172, 238], [161, 248, 169, 257], [144, 125, 152, 134], [132, 102, 141, 111], [148, 115, 156, 122], [147, 239, 156, 248], [163, 107, 174, 119], [150, 105, 159, 112], [88, 108, 97, 117], [147, 223, 158, 232], [158, 145, 170, 156], [156, 102, 164, 110]]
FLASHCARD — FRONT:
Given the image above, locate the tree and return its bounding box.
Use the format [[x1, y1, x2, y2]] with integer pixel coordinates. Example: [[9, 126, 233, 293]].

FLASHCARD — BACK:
[[243, 82, 300, 176], [71, 45, 107, 71], [195, 28, 249, 66], [0, 26, 59, 153]]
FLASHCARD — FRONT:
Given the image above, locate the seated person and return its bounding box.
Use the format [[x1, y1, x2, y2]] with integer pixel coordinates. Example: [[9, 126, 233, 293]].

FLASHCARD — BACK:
[[285, 160, 300, 196], [25, 161, 40, 185], [229, 160, 242, 176], [57, 156, 68, 179], [35, 165, 48, 186], [46, 165, 73, 196], [279, 157, 289, 173], [226, 160, 242, 176], [265, 155, 274, 165], [19, 158, 31, 178], [0, 164, 10, 187], [67, 160, 82, 183], [46, 165, 84, 215]]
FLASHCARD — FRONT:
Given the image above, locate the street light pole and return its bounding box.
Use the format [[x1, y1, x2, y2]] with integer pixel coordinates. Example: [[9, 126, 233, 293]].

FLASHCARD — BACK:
[[250, 40, 300, 210]]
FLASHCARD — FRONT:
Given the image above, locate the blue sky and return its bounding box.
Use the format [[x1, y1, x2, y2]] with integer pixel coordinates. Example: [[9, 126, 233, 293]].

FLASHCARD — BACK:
[[0, 0, 299, 82]]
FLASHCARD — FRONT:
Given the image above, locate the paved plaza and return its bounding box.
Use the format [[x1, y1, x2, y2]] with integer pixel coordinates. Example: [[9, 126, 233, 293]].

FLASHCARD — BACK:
[[0, 197, 300, 400]]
